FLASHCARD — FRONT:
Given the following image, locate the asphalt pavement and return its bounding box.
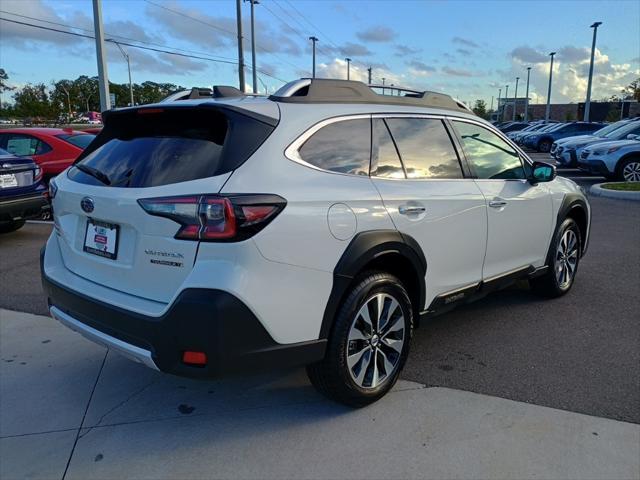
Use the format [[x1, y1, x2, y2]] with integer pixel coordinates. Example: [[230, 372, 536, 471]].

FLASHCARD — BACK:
[[1, 164, 638, 425]]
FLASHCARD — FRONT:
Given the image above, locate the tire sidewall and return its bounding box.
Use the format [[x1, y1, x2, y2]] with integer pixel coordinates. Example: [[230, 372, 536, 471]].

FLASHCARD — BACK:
[[330, 274, 413, 401], [549, 218, 581, 294], [539, 139, 552, 153], [616, 157, 640, 182]]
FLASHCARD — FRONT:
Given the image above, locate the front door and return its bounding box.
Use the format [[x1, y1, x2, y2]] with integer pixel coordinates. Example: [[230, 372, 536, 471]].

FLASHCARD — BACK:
[[451, 119, 553, 280]]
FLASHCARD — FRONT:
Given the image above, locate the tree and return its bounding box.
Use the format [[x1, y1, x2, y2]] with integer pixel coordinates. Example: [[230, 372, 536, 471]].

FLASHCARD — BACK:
[[0, 68, 15, 111], [472, 99, 488, 119], [13, 83, 54, 119], [621, 78, 639, 101]]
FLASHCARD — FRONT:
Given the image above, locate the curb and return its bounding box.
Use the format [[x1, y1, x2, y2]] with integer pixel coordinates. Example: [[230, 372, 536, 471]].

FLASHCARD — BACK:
[[590, 183, 640, 201]]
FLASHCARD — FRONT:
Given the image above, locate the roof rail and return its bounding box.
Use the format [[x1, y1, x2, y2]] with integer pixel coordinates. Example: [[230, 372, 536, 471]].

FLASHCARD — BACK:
[[269, 78, 473, 114]]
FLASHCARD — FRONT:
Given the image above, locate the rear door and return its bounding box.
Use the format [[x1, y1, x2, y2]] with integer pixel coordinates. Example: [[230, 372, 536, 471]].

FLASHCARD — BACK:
[[370, 116, 487, 309], [450, 119, 553, 279], [53, 106, 275, 304]]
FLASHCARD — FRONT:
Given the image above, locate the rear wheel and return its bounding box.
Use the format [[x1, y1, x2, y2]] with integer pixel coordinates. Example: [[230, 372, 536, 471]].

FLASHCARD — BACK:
[[617, 157, 640, 182], [307, 272, 413, 407], [0, 220, 26, 234], [530, 218, 581, 297]]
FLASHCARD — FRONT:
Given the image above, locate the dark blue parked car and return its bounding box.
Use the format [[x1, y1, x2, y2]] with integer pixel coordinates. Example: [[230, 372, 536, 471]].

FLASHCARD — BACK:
[[0, 147, 48, 233], [523, 122, 605, 152]]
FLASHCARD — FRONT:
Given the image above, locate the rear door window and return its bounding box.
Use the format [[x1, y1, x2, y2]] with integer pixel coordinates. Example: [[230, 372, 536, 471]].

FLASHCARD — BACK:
[[298, 118, 370, 176], [4, 134, 51, 156], [68, 107, 274, 188], [385, 118, 463, 179]]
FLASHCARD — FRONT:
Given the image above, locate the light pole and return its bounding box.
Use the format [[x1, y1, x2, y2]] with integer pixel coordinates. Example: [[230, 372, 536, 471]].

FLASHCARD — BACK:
[[584, 22, 602, 122], [235, 0, 245, 91], [513, 77, 519, 121], [497, 88, 502, 121], [309, 36, 318, 78], [345, 58, 351, 80], [524, 67, 531, 121], [367, 67, 372, 84], [545, 52, 556, 122], [245, 0, 259, 94], [490, 95, 494, 113], [60, 84, 71, 121], [504, 84, 509, 121], [92, 0, 110, 111], [109, 40, 134, 106]]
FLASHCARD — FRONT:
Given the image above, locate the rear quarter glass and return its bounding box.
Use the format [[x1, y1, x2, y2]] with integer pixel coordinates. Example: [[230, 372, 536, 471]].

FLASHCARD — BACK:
[[68, 106, 275, 188]]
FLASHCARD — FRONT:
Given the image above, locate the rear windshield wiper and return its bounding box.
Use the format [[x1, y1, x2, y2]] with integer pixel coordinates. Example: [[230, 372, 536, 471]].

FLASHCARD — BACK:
[[74, 164, 111, 186]]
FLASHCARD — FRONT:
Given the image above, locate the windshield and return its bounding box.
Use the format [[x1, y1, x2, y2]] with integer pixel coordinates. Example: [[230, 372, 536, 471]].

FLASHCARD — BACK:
[[57, 134, 96, 150]]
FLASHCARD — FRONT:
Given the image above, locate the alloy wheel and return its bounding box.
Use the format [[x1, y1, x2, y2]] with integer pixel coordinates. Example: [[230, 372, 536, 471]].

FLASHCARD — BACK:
[[622, 161, 640, 182], [555, 229, 579, 289], [346, 293, 405, 389]]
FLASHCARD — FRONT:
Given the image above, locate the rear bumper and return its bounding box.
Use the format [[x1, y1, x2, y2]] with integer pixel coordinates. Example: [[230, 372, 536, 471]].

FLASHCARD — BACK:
[[0, 192, 48, 222], [41, 247, 326, 378]]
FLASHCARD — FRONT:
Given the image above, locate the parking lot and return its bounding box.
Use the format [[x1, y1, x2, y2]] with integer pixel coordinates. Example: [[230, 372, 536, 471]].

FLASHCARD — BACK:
[[1, 156, 639, 478]]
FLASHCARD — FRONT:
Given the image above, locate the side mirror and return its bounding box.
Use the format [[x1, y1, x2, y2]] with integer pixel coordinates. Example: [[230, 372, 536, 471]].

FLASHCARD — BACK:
[[530, 161, 556, 184], [627, 134, 639, 140]]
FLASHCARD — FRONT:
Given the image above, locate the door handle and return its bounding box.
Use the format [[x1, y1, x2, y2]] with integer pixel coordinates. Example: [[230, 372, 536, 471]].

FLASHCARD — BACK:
[[398, 205, 426, 215], [489, 199, 508, 208]]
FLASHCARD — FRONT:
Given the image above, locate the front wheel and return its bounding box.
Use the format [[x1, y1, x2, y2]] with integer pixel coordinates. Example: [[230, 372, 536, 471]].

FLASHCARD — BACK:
[[617, 157, 640, 182], [307, 272, 413, 407], [538, 139, 552, 153], [0, 220, 26, 234], [530, 218, 581, 297]]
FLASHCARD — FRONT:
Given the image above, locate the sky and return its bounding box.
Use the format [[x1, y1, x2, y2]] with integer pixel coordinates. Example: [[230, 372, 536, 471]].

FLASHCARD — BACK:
[[1, 0, 639, 107]]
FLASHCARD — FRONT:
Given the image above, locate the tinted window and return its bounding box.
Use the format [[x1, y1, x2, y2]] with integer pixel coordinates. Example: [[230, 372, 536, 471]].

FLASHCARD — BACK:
[[69, 108, 273, 188], [371, 119, 404, 178], [3, 134, 51, 156], [454, 121, 525, 180], [385, 118, 462, 179], [299, 119, 370, 175], [57, 134, 95, 150]]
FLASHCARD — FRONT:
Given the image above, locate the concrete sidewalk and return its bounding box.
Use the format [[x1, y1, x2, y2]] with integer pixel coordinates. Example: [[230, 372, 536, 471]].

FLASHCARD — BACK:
[[1, 308, 639, 480]]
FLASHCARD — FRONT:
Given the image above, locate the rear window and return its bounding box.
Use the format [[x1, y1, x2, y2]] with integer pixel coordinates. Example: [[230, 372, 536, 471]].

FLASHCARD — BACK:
[[57, 134, 95, 150], [68, 107, 274, 188]]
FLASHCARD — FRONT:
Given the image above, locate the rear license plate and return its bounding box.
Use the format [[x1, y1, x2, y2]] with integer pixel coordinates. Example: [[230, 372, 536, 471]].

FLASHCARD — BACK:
[[0, 174, 18, 188], [83, 219, 119, 260]]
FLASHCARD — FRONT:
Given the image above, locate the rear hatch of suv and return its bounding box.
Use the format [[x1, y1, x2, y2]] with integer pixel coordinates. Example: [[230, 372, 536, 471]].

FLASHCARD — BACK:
[[52, 102, 278, 303]]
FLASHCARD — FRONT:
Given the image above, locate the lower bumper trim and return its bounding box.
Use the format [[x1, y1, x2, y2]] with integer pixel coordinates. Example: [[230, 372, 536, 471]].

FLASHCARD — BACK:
[[50, 306, 159, 371]]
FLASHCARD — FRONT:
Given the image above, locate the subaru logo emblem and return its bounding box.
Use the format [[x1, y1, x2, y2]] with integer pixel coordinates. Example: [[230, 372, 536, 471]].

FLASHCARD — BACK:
[[81, 197, 94, 213]]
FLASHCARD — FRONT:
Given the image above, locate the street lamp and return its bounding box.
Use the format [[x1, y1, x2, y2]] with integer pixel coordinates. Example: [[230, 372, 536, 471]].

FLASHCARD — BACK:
[[345, 58, 352, 80], [309, 36, 318, 78], [497, 88, 502, 121], [382, 77, 386, 95], [513, 77, 519, 121], [108, 39, 134, 106], [524, 67, 532, 121], [245, 0, 259, 94], [584, 22, 602, 122], [545, 52, 556, 122], [504, 84, 509, 121]]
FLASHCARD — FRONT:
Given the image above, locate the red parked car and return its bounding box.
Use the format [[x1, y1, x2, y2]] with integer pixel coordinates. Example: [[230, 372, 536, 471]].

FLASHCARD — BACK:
[[0, 128, 95, 181]]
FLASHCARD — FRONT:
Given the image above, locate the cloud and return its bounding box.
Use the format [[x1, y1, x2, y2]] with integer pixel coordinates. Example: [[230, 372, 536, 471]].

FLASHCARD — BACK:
[[406, 60, 436, 77], [510, 46, 550, 64], [442, 67, 475, 77], [316, 58, 405, 86], [557, 46, 590, 63], [339, 42, 373, 57], [356, 25, 396, 43], [456, 48, 472, 57], [394, 44, 421, 57], [452, 37, 479, 48]]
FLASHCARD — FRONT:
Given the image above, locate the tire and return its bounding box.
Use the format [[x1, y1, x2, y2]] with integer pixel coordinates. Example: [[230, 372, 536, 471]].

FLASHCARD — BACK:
[[616, 157, 640, 182], [538, 139, 552, 153], [530, 218, 581, 298], [0, 220, 26, 234], [306, 272, 413, 407]]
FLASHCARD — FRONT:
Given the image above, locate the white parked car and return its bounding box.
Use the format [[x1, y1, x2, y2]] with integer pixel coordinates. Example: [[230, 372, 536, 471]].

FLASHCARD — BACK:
[[41, 79, 591, 406], [578, 137, 640, 181], [552, 119, 640, 167]]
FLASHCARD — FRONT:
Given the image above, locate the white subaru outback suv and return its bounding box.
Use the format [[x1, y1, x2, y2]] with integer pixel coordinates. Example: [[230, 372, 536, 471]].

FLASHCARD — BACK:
[[42, 79, 590, 406]]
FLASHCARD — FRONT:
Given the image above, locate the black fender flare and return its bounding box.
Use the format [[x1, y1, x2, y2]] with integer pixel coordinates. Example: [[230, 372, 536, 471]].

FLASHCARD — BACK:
[[547, 193, 590, 262], [319, 230, 426, 339]]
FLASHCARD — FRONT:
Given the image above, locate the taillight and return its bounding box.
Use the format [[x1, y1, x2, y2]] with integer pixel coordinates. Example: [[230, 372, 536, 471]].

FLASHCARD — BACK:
[[138, 194, 285, 242], [34, 166, 43, 182]]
